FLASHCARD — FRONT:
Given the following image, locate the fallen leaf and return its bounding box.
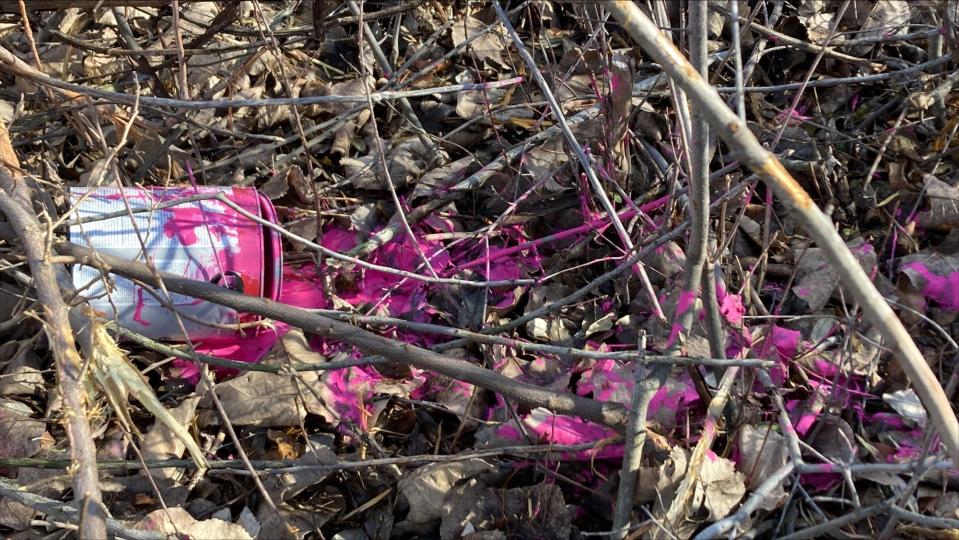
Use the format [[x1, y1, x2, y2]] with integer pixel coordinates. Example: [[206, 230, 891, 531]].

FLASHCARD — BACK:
[[450, 16, 509, 67], [261, 172, 290, 200], [899, 251, 959, 313], [440, 481, 571, 540], [140, 396, 201, 479], [697, 453, 747, 521], [398, 459, 495, 525], [883, 389, 927, 428], [135, 507, 252, 540], [917, 175, 959, 230], [737, 424, 788, 510], [0, 399, 52, 462]]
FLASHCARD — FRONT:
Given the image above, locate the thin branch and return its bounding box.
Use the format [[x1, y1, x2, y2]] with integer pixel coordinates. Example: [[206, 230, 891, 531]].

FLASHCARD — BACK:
[[0, 44, 522, 109]]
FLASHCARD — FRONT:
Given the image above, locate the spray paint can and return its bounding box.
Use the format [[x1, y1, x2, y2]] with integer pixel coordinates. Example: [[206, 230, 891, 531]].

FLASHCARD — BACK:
[[68, 186, 283, 341]]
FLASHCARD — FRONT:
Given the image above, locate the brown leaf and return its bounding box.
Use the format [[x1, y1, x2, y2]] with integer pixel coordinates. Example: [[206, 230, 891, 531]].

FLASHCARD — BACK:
[[0, 399, 52, 461], [286, 165, 315, 204], [261, 172, 290, 200], [140, 396, 201, 480], [201, 330, 330, 427], [917, 175, 959, 230], [737, 424, 788, 510], [450, 17, 509, 67], [399, 459, 496, 525], [440, 481, 571, 540]]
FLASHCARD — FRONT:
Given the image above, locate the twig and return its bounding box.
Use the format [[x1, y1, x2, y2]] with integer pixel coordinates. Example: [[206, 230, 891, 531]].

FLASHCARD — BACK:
[[0, 192, 108, 535], [346, 0, 437, 156], [611, 333, 657, 540], [209, 192, 533, 287], [608, 0, 959, 466], [889, 504, 959, 530], [775, 503, 887, 540], [306, 310, 774, 367], [0, 442, 601, 472], [0, 123, 108, 538], [709, 0, 881, 69], [716, 53, 955, 93], [0, 45, 522, 109], [110, 323, 388, 373]]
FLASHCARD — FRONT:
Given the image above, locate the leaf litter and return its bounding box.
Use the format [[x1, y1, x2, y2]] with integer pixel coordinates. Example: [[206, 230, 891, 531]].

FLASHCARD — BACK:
[[0, 1, 957, 539]]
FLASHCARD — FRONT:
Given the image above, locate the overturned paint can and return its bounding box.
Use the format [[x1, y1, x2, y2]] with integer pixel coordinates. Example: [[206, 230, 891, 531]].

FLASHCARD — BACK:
[[69, 186, 283, 341]]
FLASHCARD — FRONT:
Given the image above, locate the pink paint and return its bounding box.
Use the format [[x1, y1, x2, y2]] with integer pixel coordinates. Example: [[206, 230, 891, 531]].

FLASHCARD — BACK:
[[161, 205, 241, 247], [648, 375, 701, 423], [674, 290, 698, 317], [133, 287, 151, 327], [715, 285, 744, 326], [901, 261, 959, 311]]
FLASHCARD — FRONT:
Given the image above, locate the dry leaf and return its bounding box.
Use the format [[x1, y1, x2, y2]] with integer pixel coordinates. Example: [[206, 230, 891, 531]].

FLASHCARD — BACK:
[[399, 459, 495, 525], [135, 507, 252, 540], [440, 481, 571, 540], [140, 396, 201, 480], [0, 399, 52, 460], [917, 175, 959, 230], [737, 424, 788, 510], [261, 172, 290, 200], [89, 323, 207, 468], [450, 16, 508, 67], [697, 454, 747, 521]]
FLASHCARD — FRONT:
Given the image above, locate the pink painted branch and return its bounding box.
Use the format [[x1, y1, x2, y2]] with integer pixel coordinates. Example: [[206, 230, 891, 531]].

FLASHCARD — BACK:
[[608, 0, 959, 466], [459, 195, 670, 271]]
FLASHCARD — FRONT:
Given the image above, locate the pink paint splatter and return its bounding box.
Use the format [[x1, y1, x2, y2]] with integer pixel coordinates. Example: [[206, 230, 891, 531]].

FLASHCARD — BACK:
[[133, 287, 151, 327], [901, 261, 959, 311]]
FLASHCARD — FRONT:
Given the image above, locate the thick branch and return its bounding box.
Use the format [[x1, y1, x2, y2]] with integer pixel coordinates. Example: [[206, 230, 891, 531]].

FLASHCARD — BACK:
[[0, 185, 107, 539]]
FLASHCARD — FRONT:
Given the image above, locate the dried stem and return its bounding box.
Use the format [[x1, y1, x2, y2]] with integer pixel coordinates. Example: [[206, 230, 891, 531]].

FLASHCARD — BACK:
[[607, 0, 959, 466], [0, 177, 107, 537]]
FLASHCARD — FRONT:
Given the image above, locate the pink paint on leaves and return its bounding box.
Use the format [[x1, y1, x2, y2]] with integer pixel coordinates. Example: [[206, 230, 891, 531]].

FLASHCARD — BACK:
[[901, 261, 959, 311]]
